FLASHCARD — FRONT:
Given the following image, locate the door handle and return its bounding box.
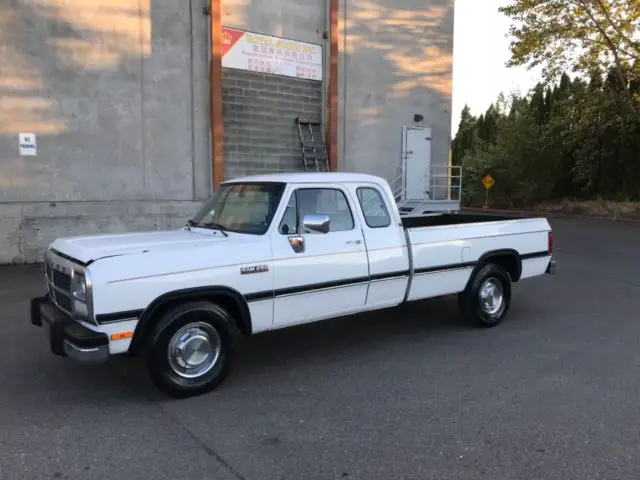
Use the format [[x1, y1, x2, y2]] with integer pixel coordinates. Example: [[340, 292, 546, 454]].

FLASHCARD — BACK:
[[288, 236, 305, 253], [345, 240, 362, 245]]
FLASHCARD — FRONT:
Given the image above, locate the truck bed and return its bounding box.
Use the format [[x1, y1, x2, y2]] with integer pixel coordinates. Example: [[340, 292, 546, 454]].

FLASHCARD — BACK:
[[401, 212, 519, 229], [401, 212, 551, 302]]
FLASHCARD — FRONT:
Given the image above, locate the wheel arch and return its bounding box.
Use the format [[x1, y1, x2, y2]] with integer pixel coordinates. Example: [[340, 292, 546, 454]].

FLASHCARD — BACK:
[[128, 286, 253, 355], [465, 249, 522, 291]]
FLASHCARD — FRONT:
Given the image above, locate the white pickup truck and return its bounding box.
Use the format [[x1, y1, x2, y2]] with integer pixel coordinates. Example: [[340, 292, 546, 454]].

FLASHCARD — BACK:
[[31, 172, 556, 397]]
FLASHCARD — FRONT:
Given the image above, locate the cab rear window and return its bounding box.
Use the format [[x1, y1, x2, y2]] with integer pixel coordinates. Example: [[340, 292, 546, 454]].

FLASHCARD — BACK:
[[356, 187, 391, 228]]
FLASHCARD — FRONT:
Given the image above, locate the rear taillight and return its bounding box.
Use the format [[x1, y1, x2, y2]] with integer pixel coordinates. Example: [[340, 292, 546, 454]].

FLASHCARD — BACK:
[[548, 231, 553, 255]]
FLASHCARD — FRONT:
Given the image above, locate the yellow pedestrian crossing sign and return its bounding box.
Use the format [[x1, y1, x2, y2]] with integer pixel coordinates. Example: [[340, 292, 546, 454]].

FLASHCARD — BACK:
[[482, 174, 495, 190]]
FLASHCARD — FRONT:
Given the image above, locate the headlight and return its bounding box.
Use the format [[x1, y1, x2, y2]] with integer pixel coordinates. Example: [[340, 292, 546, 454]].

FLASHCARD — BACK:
[[71, 272, 87, 301], [71, 270, 92, 321]]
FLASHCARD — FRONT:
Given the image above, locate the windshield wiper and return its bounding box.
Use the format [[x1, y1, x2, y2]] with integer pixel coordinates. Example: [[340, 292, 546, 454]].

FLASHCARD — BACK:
[[205, 222, 229, 237], [187, 219, 228, 237]]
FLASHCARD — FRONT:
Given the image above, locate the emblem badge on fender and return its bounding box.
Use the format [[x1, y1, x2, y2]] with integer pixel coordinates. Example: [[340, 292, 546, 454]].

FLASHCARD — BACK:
[[240, 264, 269, 275]]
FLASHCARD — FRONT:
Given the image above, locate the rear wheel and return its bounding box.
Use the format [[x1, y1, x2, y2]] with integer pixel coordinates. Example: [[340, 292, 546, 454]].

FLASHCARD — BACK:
[[458, 263, 511, 327], [146, 301, 235, 398]]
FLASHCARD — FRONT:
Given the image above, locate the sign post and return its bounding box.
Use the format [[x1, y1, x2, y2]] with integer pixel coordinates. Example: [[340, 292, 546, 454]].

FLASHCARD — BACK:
[[481, 174, 495, 208]]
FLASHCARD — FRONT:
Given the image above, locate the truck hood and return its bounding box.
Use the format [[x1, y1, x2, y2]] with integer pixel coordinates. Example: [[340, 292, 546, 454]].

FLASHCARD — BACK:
[[49, 228, 229, 264]]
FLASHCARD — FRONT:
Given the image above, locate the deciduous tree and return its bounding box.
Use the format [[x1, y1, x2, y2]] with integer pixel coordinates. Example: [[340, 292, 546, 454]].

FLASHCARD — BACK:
[[499, 0, 640, 111]]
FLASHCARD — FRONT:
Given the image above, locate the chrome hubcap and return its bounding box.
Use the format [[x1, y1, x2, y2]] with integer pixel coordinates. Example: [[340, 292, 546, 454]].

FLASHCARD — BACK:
[[167, 322, 221, 379], [479, 278, 504, 315]]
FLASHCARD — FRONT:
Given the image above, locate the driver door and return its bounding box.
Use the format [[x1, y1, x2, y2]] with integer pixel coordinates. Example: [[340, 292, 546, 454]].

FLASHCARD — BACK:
[[270, 185, 369, 328]]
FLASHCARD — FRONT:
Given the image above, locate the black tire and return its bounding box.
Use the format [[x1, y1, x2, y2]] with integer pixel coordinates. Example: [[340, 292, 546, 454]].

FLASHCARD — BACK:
[[146, 301, 236, 398], [458, 263, 511, 328]]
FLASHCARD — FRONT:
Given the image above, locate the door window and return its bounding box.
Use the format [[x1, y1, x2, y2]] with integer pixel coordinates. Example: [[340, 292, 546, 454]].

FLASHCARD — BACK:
[[279, 188, 355, 234]]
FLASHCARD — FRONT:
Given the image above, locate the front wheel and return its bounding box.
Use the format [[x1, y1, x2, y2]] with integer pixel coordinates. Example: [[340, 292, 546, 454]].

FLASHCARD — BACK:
[[458, 263, 511, 328], [146, 301, 235, 398]]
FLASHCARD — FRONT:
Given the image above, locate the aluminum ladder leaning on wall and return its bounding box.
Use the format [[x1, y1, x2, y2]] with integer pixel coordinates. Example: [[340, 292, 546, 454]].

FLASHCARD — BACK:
[[295, 117, 330, 172]]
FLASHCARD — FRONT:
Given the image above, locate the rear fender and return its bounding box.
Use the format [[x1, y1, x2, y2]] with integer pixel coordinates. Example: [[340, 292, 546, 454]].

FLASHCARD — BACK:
[[464, 249, 522, 291]]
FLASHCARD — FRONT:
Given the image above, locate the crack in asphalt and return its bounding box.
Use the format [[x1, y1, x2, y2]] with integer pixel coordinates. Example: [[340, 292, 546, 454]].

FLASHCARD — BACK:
[[118, 369, 247, 480], [155, 406, 248, 480]]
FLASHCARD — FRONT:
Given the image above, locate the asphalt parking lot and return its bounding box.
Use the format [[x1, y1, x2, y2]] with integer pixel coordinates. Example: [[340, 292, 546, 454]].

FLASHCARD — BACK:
[[1, 217, 640, 480]]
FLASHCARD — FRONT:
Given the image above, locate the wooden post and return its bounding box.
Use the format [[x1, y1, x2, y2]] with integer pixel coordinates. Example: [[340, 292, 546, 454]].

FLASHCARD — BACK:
[[327, 0, 339, 172], [209, 0, 224, 189]]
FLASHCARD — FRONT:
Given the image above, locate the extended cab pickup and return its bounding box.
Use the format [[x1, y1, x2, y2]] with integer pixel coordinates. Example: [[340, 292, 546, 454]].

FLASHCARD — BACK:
[[31, 172, 556, 397]]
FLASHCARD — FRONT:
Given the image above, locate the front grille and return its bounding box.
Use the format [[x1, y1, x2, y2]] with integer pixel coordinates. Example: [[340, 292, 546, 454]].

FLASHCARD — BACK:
[[45, 252, 74, 316], [53, 270, 71, 291]]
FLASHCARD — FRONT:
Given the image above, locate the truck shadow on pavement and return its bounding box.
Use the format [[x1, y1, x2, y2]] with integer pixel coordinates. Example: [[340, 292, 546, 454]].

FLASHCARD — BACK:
[[238, 296, 469, 367], [117, 295, 484, 401], [2, 262, 545, 404], [50, 292, 542, 403]]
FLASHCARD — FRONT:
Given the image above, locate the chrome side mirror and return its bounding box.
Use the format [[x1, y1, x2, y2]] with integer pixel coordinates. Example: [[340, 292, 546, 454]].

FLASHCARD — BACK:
[[301, 214, 330, 234]]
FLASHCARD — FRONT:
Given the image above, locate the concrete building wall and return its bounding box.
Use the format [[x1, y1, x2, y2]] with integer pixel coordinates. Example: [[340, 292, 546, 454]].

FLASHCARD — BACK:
[[0, 0, 211, 263], [337, 0, 454, 195], [222, 69, 322, 179], [0, 0, 454, 264]]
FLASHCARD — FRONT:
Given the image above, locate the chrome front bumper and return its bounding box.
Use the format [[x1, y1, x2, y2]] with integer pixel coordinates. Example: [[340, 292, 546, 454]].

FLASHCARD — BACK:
[[31, 295, 109, 363]]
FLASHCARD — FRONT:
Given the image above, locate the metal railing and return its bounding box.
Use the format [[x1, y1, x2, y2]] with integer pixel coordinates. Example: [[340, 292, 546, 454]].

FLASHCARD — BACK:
[[391, 165, 463, 204]]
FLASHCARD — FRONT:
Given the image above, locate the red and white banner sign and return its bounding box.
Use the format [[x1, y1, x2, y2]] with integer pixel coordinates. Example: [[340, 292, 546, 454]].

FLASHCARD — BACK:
[[221, 27, 323, 81]]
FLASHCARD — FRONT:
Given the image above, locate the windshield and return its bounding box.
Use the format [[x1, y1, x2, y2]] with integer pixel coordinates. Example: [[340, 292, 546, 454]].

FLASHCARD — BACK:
[[190, 182, 286, 235]]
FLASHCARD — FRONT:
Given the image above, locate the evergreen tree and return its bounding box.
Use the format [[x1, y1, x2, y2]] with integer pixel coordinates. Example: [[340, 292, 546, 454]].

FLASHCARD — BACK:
[[451, 105, 476, 167], [452, 68, 640, 207]]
